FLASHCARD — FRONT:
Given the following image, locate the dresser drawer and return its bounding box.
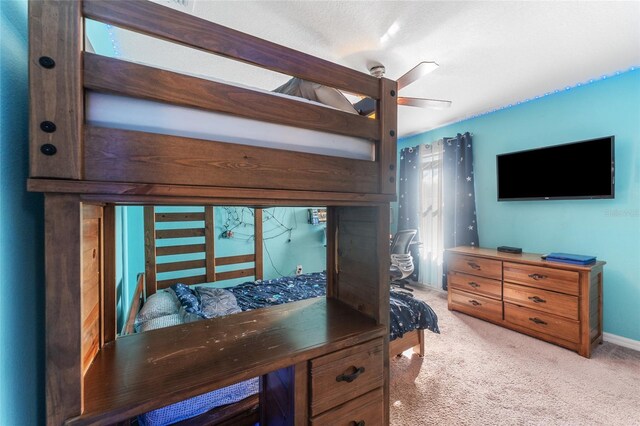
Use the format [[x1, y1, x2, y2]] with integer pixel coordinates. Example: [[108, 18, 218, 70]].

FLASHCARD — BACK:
[[449, 254, 502, 280], [504, 303, 579, 343], [503, 262, 579, 295], [504, 282, 578, 320], [449, 272, 502, 300], [310, 388, 384, 426], [449, 289, 502, 322], [310, 338, 383, 416]]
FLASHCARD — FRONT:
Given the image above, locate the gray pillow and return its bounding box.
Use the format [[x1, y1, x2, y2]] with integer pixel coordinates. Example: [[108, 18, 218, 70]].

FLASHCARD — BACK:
[[135, 289, 181, 330], [138, 313, 184, 333]]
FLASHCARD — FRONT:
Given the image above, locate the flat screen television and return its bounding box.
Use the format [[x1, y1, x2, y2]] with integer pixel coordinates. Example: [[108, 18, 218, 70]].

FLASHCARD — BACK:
[[497, 136, 614, 201]]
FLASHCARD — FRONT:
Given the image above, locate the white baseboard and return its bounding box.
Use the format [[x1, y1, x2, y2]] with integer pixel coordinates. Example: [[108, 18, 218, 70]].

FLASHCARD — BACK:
[[603, 332, 640, 352]]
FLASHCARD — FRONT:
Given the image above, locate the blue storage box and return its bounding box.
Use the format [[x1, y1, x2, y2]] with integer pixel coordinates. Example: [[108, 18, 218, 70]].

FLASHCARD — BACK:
[[546, 252, 596, 265]]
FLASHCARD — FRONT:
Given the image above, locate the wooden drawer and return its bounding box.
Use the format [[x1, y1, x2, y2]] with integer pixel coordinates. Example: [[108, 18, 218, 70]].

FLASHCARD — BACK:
[[310, 338, 384, 416], [310, 388, 384, 426], [504, 262, 579, 296], [449, 289, 502, 322], [449, 254, 502, 280], [449, 272, 502, 300], [504, 303, 579, 343], [504, 282, 578, 320]]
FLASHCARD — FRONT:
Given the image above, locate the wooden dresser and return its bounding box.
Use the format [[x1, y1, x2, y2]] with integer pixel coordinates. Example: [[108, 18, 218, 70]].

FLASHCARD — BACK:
[[446, 246, 605, 357]]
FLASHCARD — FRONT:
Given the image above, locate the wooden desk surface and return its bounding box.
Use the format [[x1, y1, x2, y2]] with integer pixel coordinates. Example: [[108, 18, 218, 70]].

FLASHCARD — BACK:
[[69, 298, 385, 425]]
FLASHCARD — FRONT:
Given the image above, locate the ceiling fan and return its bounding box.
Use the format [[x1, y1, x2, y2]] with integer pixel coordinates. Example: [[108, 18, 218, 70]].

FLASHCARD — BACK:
[[354, 61, 452, 115]]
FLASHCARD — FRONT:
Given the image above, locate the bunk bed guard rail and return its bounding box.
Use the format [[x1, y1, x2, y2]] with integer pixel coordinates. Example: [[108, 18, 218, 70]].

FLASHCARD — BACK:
[[29, 0, 398, 196]]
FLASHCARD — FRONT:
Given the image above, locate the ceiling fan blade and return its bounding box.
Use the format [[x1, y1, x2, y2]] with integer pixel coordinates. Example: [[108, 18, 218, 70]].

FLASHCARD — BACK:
[[398, 97, 452, 109], [353, 97, 376, 116], [396, 61, 439, 91]]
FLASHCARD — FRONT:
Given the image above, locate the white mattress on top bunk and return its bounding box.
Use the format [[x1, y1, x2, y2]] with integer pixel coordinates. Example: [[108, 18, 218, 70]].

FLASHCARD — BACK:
[[86, 91, 375, 161]]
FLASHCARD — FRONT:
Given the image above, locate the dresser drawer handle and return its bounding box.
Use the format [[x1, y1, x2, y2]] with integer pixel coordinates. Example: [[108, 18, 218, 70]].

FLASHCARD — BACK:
[[336, 366, 365, 383], [352, 421, 365, 426], [529, 317, 547, 325], [467, 261, 481, 270], [468, 281, 480, 288], [528, 273, 547, 280], [528, 296, 546, 303], [468, 299, 481, 306]]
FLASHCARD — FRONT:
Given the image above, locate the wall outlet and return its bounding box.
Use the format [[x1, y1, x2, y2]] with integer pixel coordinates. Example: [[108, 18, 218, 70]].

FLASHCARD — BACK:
[[295, 265, 303, 275]]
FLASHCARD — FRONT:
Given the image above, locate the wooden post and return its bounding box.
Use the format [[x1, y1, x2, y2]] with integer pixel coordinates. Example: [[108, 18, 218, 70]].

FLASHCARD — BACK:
[[102, 204, 117, 344], [204, 206, 216, 282], [378, 78, 398, 195], [254, 208, 263, 280], [29, 0, 83, 179], [45, 194, 83, 424], [325, 207, 338, 299], [375, 204, 391, 425], [143, 206, 157, 297]]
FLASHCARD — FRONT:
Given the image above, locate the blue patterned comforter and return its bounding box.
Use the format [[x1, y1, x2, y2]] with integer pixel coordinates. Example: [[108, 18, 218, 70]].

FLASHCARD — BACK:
[[174, 271, 440, 340]]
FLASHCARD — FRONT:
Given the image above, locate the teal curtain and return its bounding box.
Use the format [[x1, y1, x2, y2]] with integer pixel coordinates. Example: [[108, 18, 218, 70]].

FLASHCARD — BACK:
[[398, 145, 421, 280]]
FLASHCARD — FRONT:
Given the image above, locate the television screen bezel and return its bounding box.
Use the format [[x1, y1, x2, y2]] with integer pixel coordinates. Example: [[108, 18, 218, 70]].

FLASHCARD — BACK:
[[496, 136, 615, 201]]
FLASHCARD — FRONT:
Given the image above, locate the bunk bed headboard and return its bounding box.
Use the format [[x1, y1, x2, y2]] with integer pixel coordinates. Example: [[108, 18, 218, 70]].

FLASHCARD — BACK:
[[143, 206, 263, 297]]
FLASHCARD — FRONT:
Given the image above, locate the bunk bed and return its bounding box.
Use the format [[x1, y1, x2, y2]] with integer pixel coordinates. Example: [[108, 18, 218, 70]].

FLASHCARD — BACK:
[[29, 1, 399, 424]]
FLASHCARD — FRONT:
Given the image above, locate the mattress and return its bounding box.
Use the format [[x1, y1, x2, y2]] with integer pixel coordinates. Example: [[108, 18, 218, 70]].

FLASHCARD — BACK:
[[86, 91, 375, 161]]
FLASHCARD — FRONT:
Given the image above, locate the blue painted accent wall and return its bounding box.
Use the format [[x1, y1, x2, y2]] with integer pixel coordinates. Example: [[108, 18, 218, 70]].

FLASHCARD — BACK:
[[399, 70, 640, 341], [0, 0, 44, 423]]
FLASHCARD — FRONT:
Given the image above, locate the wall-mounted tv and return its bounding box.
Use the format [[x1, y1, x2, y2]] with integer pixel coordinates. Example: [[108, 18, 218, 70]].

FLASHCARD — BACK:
[[497, 136, 615, 201]]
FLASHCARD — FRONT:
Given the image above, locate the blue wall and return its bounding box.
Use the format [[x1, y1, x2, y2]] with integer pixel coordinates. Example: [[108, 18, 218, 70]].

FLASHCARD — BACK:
[[0, 0, 44, 423], [399, 70, 640, 341]]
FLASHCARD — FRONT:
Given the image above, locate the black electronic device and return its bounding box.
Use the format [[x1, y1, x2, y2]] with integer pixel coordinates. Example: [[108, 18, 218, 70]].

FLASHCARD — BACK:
[[496, 136, 614, 201], [497, 246, 522, 254]]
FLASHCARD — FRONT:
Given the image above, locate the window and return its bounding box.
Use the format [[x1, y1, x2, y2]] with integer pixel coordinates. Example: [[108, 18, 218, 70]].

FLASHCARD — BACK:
[[418, 142, 444, 288]]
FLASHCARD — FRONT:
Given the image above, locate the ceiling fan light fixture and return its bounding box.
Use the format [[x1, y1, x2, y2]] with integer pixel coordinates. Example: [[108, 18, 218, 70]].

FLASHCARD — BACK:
[[369, 65, 386, 78]]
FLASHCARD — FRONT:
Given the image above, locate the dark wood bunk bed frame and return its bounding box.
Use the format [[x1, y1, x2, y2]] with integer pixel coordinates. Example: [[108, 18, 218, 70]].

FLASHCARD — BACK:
[[30, 1, 401, 424]]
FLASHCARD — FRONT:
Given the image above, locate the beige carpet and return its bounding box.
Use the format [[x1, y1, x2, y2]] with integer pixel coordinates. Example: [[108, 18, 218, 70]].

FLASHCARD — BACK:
[[390, 286, 640, 426]]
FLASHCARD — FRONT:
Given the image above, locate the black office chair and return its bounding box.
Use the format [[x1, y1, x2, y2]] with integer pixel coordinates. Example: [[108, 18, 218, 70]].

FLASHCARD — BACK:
[[390, 229, 417, 291]]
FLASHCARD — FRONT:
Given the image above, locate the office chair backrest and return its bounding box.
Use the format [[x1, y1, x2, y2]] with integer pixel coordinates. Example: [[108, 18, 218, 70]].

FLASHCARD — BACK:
[[390, 229, 417, 255]]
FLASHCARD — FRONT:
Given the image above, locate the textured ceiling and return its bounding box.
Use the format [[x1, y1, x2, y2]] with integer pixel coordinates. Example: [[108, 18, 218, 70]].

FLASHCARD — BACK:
[[113, 1, 640, 137]]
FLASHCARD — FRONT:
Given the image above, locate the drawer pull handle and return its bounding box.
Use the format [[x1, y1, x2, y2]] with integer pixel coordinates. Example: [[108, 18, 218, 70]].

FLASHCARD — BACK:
[[529, 317, 547, 325], [468, 281, 480, 288], [352, 421, 365, 426], [336, 366, 365, 383], [469, 299, 481, 306], [528, 273, 547, 280], [467, 261, 481, 270], [528, 296, 546, 303]]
